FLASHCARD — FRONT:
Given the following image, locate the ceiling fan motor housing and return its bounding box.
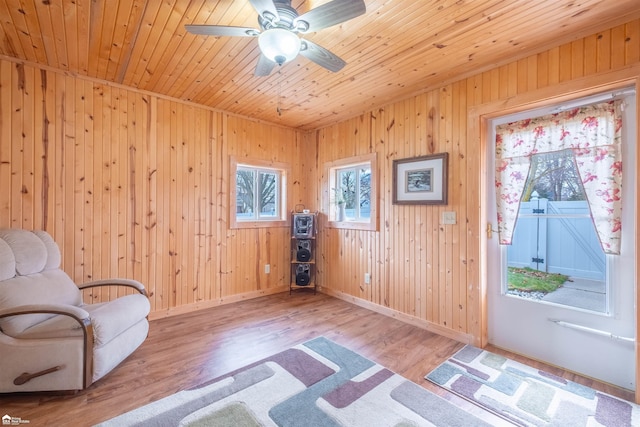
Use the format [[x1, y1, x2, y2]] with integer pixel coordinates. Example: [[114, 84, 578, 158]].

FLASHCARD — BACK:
[[258, 1, 309, 33]]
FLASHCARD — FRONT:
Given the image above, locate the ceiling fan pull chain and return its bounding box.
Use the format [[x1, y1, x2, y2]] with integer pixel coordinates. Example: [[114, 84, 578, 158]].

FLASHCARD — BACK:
[[277, 69, 282, 116]]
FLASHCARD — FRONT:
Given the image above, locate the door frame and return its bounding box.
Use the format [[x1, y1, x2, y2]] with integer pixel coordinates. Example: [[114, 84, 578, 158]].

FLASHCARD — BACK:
[[468, 65, 640, 403]]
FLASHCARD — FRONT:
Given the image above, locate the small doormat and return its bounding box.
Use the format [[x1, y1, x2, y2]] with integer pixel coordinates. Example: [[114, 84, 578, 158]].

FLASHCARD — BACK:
[[426, 345, 639, 427], [96, 337, 494, 426]]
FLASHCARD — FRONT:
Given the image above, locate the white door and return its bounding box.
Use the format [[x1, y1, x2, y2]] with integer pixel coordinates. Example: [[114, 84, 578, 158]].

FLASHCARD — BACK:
[[487, 91, 636, 390]]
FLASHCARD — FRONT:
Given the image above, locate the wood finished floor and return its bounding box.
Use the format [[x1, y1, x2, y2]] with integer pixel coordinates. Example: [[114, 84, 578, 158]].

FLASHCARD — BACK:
[[0, 292, 634, 426]]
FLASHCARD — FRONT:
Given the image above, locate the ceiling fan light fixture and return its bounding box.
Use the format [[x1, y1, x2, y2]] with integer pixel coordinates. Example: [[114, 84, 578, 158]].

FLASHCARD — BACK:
[[258, 28, 301, 65]]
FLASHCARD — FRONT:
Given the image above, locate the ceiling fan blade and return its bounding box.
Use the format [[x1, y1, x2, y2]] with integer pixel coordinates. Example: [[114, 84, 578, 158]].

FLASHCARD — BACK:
[[299, 39, 346, 72], [185, 25, 259, 37], [295, 0, 366, 33], [255, 54, 277, 76], [249, 0, 280, 21]]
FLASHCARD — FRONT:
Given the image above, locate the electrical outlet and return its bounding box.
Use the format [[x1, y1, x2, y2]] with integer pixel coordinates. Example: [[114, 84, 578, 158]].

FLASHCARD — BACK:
[[264, 264, 270, 274], [364, 272, 371, 284]]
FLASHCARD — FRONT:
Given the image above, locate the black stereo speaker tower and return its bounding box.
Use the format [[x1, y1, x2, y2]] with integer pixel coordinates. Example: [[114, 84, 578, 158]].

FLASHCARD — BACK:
[[290, 211, 316, 294]]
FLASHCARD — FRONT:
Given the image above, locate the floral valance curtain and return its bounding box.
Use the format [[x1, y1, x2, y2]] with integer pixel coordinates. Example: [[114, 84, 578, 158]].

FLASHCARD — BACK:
[[495, 100, 623, 255]]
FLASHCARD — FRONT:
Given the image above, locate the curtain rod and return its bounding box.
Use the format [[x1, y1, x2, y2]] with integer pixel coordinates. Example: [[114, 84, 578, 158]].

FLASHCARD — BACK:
[[552, 88, 636, 113]]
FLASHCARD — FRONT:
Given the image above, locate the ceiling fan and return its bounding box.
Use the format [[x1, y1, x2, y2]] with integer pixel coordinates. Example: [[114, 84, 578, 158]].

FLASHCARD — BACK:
[[185, 0, 366, 76]]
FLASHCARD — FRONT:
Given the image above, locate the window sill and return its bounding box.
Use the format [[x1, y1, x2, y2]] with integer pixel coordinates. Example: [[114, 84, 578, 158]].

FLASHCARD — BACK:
[[327, 219, 377, 231], [231, 219, 290, 229]]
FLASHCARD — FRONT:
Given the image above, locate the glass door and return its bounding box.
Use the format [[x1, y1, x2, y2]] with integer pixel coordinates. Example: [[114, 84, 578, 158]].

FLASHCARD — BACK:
[[486, 91, 636, 390]]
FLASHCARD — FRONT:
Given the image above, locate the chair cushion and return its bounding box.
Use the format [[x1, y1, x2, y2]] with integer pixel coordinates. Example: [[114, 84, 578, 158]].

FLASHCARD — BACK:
[[92, 319, 148, 382], [0, 238, 15, 281], [14, 311, 86, 339], [0, 270, 82, 335], [84, 294, 150, 347], [0, 229, 47, 275], [33, 230, 61, 270]]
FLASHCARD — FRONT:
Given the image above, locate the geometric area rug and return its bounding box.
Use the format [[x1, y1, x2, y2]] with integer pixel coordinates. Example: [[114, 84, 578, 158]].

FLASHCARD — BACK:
[[96, 337, 496, 426], [425, 345, 640, 427]]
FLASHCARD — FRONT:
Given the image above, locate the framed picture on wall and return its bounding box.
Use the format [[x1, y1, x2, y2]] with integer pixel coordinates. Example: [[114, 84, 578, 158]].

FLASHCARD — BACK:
[[392, 153, 448, 205]]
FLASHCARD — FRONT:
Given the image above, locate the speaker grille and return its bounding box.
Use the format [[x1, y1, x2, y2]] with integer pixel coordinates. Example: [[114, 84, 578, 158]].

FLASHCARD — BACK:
[[296, 240, 312, 262], [295, 263, 311, 286]]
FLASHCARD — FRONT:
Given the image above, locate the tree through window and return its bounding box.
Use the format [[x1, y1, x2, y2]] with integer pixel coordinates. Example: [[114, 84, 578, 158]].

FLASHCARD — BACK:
[[230, 157, 289, 229], [522, 150, 585, 202], [324, 153, 378, 231], [336, 166, 371, 221], [236, 168, 279, 219]]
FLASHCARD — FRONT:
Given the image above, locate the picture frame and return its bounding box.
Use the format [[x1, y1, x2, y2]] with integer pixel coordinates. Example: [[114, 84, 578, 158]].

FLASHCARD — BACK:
[[392, 153, 448, 205]]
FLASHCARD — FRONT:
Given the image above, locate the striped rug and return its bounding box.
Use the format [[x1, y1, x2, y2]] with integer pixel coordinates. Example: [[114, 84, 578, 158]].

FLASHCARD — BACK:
[[426, 345, 639, 427]]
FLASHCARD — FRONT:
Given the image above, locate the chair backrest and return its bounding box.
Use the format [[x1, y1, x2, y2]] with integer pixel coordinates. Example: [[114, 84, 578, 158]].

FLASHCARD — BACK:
[[0, 229, 81, 336]]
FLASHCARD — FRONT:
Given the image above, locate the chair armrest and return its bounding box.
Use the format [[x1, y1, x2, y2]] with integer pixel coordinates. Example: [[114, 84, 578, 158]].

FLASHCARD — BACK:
[[78, 278, 148, 296], [0, 304, 91, 327]]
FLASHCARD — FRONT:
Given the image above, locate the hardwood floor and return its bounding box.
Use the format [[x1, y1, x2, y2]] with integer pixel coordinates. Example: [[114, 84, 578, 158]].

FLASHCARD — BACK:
[[0, 292, 634, 426]]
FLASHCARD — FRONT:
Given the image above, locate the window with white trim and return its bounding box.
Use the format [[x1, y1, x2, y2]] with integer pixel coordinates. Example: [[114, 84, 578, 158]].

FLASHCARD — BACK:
[[230, 157, 289, 229], [325, 153, 377, 231]]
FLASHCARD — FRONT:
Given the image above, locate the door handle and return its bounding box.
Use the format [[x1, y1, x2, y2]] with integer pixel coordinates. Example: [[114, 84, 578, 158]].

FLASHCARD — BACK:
[[486, 223, 496, 239]]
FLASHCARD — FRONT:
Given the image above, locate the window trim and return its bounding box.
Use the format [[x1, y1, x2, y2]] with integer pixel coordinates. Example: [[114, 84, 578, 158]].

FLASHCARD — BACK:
[[323, 153, 378, 231], [230, 156, 290, 229]]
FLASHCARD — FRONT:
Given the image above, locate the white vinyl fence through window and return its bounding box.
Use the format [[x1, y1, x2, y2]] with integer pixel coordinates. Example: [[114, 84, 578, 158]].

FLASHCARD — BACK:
[[507, 198, 606, 281]]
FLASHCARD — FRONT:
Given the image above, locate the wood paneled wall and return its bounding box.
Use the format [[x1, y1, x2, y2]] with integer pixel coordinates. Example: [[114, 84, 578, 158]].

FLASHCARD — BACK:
[[313, 19, 640, 346], [0, 19, 638, 347], [0, 59, 308, 318]]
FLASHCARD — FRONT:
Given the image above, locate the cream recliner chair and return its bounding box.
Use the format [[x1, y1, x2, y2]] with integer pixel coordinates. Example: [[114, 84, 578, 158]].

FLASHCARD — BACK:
[[0, 229, 150, 392]]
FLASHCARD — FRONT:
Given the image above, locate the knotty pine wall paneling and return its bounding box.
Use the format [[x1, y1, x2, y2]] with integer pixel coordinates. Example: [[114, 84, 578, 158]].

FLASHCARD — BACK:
[[1, 19, 639, 391], [0, 59, 307, 318], [314, 19, 640, 350]]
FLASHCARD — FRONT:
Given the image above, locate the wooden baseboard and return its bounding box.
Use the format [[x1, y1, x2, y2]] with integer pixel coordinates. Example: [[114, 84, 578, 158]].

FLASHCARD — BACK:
[[148, 286, 290, 321], [319, 287, 474, 345], [148, 284, 473, 346]]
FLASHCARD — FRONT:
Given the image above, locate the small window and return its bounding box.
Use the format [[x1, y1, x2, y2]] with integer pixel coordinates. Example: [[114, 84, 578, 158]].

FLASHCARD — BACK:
[[325, 153, 377, 231], [230, 157, 289, 229]]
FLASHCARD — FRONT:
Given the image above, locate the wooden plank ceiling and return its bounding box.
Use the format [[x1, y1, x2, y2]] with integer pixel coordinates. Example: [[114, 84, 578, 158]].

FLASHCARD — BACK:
[[1, 0, 639, 130]]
